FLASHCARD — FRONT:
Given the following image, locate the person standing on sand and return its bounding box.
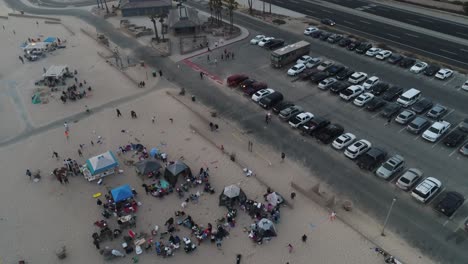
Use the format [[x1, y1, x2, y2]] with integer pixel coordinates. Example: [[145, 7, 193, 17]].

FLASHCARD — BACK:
[[18, 56, 24, 64], [26, 169, 32, 180], [52, 151, 59, 160], [78, 149, 83, 157], [302, 234, 307, 242], [287, 244, 293, 253], [281, 152, 285, 162], [116, 109, 122, 117], [152, 116, 156, 124]]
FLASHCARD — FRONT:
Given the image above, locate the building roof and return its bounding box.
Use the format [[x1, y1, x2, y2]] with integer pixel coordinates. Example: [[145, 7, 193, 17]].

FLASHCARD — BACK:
[[168, 6, 200, 29], [121, 0, 171, 9]]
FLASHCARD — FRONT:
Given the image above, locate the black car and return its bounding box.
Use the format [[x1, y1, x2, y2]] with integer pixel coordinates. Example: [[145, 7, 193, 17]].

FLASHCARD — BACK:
[[310, 72, 329, 83], [381, 103, 402, 118], [355, 42, 372, 54], [327, 34, 343, 44], [411, 98, 433, 114], [338, 38, 352, 47], [310, 30, 322, 38], [316, 124, 344, 144], [347, 41, 361, 51], [387, 54, 403, 64], [272, 101, 294, 114], [356, 147, 387, 171], [435, 191, 465, 217], [366, 97, 386, 111], [325, 65, 345, 76], [399, 57, 416, 68], [239, 79, 256, 90], [321, 18, 336, 26], [299, 69, 319, 81], [301, 116, 331, 136], [371, 82, 390, 95], [319, 31, 332, 41], [265, 39, 285, 50], [443, 131, 467, 148], [424, 65, 441, 76], [382, 86, 404, 101], [336, 68, 354, 80], [330, 81, 350, 94]]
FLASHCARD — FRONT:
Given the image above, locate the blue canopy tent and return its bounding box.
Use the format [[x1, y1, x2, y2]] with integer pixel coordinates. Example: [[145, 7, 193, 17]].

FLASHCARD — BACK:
[[86, 151, 118, 175], [43, 37, 57, 43], [111, 184, 134, 202]]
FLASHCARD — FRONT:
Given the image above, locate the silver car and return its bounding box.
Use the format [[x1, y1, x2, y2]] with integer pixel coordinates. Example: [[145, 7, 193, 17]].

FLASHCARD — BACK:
[[279, 106, 303, 120], [395, 110, 416, 125], [396, 168, 423, 191], [376, 154, 405, 179]]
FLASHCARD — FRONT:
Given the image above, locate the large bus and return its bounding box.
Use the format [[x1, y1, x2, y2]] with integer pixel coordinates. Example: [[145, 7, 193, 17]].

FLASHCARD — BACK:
[[270, 40, 311, 68]]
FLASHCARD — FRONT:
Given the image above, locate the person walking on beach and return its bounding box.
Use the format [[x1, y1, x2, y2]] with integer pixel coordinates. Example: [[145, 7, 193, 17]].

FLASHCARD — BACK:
[[302, 234, 307, 243], [93, 239, 100, 250], [18, 56, 24, 64], [152, 116, 156, 124], [116, 108, 122, 117], [281, 152, 285, 162], [78, 149, 83, 157], [52, 151, 59, 160], [287, 244, 293, 253], [26, 169, 32, 180]]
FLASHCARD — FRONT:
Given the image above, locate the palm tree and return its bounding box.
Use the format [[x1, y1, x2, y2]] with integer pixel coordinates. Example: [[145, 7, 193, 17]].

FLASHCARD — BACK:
[[150, 16, 160, 43], [96, 0, 100, 8], [214, 0, 223, 26], [247, 0, 253, 15], [209, 0, 215, 23], [158, 14, 167, 41], [103, 0, 109, 14], [224, 0, 238, 32]]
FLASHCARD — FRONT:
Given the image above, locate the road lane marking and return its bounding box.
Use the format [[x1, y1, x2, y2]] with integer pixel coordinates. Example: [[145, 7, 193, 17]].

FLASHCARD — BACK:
[[405, 33, 419, 38], [386, 33, 400, 39], [440, 49, 457, 55], [460, 48, 468, 53], [359, 20, 371, 25], [305, 9, 316, 13], [456, 32, 468, 37], [343, 20, 355, 25], [321, 9, 332, 13]]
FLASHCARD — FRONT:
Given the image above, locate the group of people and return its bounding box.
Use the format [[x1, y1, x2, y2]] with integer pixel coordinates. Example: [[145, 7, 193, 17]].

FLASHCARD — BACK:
[[52, 158, 81, 184]]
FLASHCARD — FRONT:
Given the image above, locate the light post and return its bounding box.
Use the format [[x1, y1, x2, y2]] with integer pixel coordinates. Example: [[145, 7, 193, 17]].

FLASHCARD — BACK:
[[381, 197, 397, 236]]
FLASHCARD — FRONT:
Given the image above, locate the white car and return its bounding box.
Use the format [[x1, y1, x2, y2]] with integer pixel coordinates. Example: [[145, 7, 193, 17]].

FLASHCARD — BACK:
[[353, 92, 374, 106], [304, 26, 318, 35], [296, 55, 313, 65], [411, 177, 442, 203], [251, 88, 274, 102], [250, 35, 265, 45], [375, 50, 392, 60], [362, 76, 379, 90], [344, 139, 371, 159], [318, 78, 337, 90], [462, 80, 468, 91], [422, 121, 451, 142], [348, 72, 367, 84], [332, 133, 356, 150], [258, 37, 274, 47], [410, 61, 428, 74], [289, 112, 314, 128], [340, 85, 364, 101], [287, 63, 306, 76], [305, 57, 322, 68], [317, 60, 334, 71], [435, 68, 453, 80], [365, 48, 382, 57]]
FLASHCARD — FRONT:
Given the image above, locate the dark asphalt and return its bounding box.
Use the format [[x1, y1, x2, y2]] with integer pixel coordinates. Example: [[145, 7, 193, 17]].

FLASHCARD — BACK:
[[4, 0, 468, 263]]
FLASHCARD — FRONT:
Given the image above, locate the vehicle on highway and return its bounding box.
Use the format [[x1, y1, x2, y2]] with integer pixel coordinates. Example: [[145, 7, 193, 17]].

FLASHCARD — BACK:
[[271, 40, 311, 68], [251, 88, 274, 102], [265, 39, 285, 50], [365, 48, 382, 57], [396, 88, 420, 106], [250, 35, 266, 45], [443, 131, 466, 148], [332, 133, 356, 150], [407, 116, 431, 134], [321, 18, 336, 26], [396, 168, 423, 191], [310, 72, 330, 83], [318, 78, 337, 90], [348, 72, 367, 84], [381, 103, 402, 118], [287, 63, 306, 76], [435, 192, 464, 217], [279, 105, 303, 120], [243, 82, 268, 96], [327, 34, 343, 44], [422, 121, 451, 142], [370, 82, 390, 95], [411, 177, 442, 203], [289, 112, 314, 128], [410, 61, 428, 74], [460, 143, 468, 156], [344, 139, 371, 159], [259, 91, 284, 109], [272, 101, 294, 114], [423, 64, 441, 76], [382, 86, 404, 101], [387, 53, 403, 64], [340, 85, 364, 101], [353, 92, 374, 107], [338, 37, 352, 47], [355, 42, 372, 54], [301, 116, 330, 136], [399, 57, 416, 68], [305, 57, 322, 68], [240, 78, 256, 90], [356, 147, 387, 171], [376, 154, 405, 180], [325, 65, 345, 76], [227, 74, 249, 87], [258, 37, 274, 47], [362, 76, 379, 90], [297, 55, 313, 65], [319, 31, 332, 41], [317, 60, 334, 71], [459, 118, 468, 132], [375, 50, 392, 60], [303, 27, 318, 36], [411, 97, 433, 114], [395, 110, 416, 125], [435, 68, 454, 80], [316, 124, 344, 144], [366, 97, 386, 112], [426, 104, 447, 119], [346, 40, 361, 51], [462, 80, 468, 91], [336, 67, 354, 80]]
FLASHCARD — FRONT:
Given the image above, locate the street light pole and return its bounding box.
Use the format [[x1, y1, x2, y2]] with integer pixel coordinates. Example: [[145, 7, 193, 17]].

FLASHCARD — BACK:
[[381, 197, 397, 236]]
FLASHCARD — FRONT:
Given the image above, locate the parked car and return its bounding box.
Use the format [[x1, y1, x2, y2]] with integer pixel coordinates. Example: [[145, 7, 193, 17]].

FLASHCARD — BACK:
[[227, 74, 249, 87], [340, 85, 364, 101], [321, 18, 336, 26], [289, 112, 314, 128], [435, 68, 454, 80], [259, 92, 284, 109], [362, 76, 379, 90], [344, 139, 372, 159], [459, 118, 468, 132], [287, 63, 306, 76], [336, 68, 354, 80], [460, 143, 468, 156], [317, 60, 334, 71], [348, 72, 367, 84], [301, 116, 330, 136], [251, 88, 274, 102], [250, 35, 266, 45], [319, 31, 332, 41], [330, 81, 350, 94], [382, 86, 404, 101], [296, 55, 313, 64], [279, 105, 303, 120], [435, 192, 464, 217], [462, 80, 468, 91], [303, 27, 318, 36], [338, 38, 352, 47], [327, 34, 343, 43], [239, 78, 256, 90], [316, 124, 344, 144], [376, 155, 405, 180], [305, 57, 322, 68], [365, 48, 382, 57], [375, 50, 392, 60], [426, 104, 447, 119], [411, 177, 442, 203], [410, 61, 428, 73], [299, 69, 319, 80], [381, 103, 402, 118], [423, 64, 441, 76], [399, 57, 416, 68], [356, 147, 387, 171], [318, 78, 338, 90], [422, 121, 451, 142], [347, 40, 361, 51], [258, 37, 274, 47], [443, 131, 466, 148], [355, 42, 372, 54], [396, 168, 423, 191], [332, 133, 356, 150], [243, 82, 267, 96], [387, 54, 403, 64], [366, 97, 386, 111], [272, 101, 294, 114], [325, 65, 345, 76], [370, 82, 390, 95], [310, 30, 322, 38], [310, 72, 330, 83], [353, 92, 374, 107], [411, 98, 433, 114], [395, 110, 416, 124], [265, 39, 285, 50], [407, 117, 431, 134]]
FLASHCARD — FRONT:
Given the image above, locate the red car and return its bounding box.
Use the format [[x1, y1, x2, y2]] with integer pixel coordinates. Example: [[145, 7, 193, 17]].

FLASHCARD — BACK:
[[227, 74, 249, 87]]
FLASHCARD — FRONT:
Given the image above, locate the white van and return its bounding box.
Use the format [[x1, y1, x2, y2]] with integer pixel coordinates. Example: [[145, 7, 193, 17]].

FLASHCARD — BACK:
[[397, 88, 421, 107]]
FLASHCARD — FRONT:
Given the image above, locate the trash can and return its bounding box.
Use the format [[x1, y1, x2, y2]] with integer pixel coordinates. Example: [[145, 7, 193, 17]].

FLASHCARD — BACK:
[[191, 95, 196, 102], [152, 71, 157, 77]]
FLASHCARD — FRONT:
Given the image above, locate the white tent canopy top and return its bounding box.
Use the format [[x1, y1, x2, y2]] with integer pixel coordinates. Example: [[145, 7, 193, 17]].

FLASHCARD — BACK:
[[23, 42, 50, 52], [43, 65, 68, 78]]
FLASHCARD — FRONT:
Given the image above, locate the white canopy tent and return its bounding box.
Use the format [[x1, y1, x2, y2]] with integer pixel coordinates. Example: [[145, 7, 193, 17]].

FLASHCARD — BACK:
[[43, 65, 68, 79]]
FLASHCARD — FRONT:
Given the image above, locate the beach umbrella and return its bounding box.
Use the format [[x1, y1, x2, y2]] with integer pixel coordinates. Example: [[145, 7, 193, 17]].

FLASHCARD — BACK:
[[266, 192, 280, 207], [135, 160, 161, 175], [257, 218, 277, 237], [149, 148, 159, 158], [223, 185, 240, 198]]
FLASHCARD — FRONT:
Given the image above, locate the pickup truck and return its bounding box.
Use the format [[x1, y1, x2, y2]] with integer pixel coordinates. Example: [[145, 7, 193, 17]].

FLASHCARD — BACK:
[[422, 121, 451, 142]]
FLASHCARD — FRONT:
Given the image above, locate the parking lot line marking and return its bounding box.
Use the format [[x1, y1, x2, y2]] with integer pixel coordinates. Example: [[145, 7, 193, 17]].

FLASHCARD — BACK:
[[386, 33, 400, 39], [439, 49, 457, 55], [372, 112, 380, 118], [461, 48, 468, 53], [413, 134, 420, 140], [343, 20, 355, 25], [449, 148, 459, 157], [359, 20, 371, 25], [398, 126, 406, 133], [428, 187, 445, 206], [444, 109, 455, 118], [456, 32, 468, 37], [442, 77, 458, 87], [443, 220, 450, 226], [449, 199, 466, 220], [405, 33, 419, 38]]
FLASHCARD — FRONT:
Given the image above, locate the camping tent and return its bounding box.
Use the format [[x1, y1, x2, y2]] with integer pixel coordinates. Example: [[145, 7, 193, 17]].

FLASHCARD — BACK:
[[111, 184, 134, 202], [257, 218, 277, 238], [219, 184, 247, 208], [86, 151, 118, 175], [135, 160, 161, 175], [164, 160, 192, 187], [266, 192, 284, 207]]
